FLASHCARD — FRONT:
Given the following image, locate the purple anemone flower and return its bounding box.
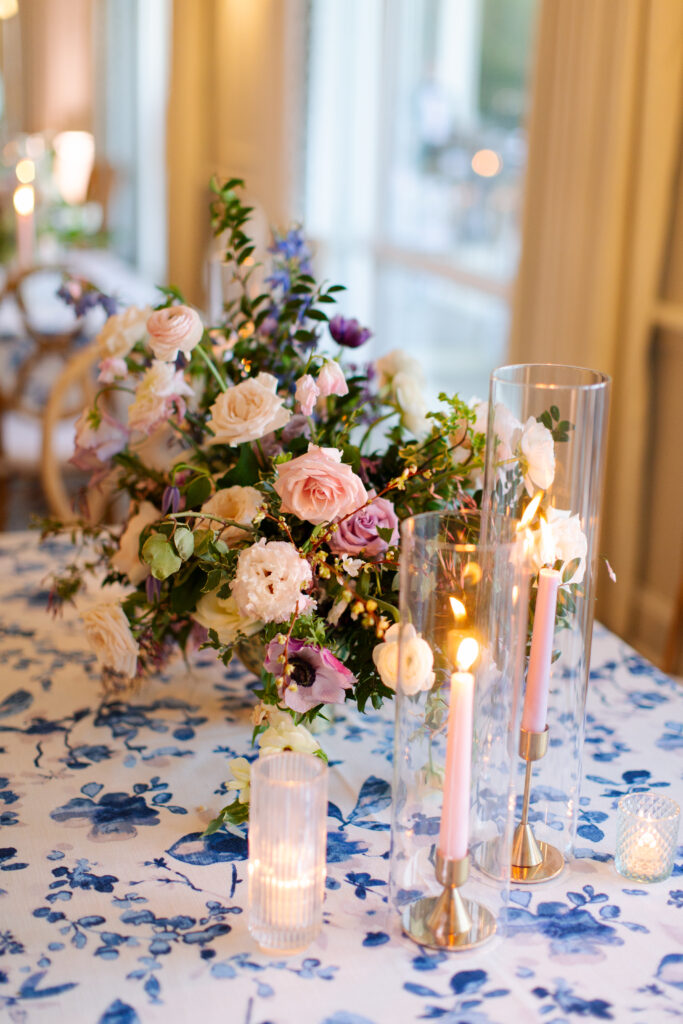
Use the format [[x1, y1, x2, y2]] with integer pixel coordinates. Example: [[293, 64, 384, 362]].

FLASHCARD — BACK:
[[264, 637, 356, 713], [329, 315, 372, 349]]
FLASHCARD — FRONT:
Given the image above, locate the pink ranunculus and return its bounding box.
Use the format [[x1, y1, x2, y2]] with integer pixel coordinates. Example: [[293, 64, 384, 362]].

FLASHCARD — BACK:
[[128, 361, 194, 435], [317, 361, 348, 398], [147, 305, 204, 362], [328, 492, 399, 558], [264, 637, 356, 713], [295, 373, 319, 416], [71, 409, 129, 472], [273, 444, 368, 525]]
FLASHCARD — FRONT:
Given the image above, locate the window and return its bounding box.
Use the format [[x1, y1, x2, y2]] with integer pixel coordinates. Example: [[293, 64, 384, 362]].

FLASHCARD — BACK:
[[304, 0, 537, 404]]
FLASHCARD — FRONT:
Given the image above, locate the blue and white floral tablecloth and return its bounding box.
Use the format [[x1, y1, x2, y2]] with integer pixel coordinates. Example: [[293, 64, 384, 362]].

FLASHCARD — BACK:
[[0, 535, 682, 1023]]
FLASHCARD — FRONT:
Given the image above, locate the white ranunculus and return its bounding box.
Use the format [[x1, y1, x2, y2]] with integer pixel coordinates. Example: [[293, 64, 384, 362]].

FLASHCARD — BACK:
[[375, 348, 425, 389], [257, 707, 320, 756], [531, 507, 587, 585], [111, 501, 161, 584], [372, 622, 435, 695], [82, 601, 139, 679], [97, 306, 152, 359], [198, 485, 263, 545], [520, 417, 555, 495], [207, 372, 291, 446], [192, 591, 261, 645], [392, 372, 431, 437]]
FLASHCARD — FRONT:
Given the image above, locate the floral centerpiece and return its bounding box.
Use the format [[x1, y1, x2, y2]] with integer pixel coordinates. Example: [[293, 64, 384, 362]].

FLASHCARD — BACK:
[[43, 179, 587, 832]]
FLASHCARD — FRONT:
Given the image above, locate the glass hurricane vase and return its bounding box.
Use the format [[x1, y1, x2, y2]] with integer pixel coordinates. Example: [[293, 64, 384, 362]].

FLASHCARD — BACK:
[[483, 364, 611, 862]]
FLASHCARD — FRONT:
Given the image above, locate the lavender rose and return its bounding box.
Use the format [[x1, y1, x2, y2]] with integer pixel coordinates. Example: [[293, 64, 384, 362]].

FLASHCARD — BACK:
[[328, 493, 399, 558], [264, 637, 356, 713]]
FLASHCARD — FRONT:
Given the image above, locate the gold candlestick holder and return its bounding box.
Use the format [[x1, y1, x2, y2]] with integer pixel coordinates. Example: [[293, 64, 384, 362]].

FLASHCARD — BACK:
[[402, 851, 496, 950], [510, 727, 564, 883]]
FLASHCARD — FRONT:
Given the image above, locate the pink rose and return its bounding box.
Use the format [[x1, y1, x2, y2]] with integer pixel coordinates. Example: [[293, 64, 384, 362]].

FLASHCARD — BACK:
[[71, 409, 129, 471], [295, 374, 319, 416], [317, 361, 348, 398], [274, 444, 368, 525], [147, 305, 204, 362]]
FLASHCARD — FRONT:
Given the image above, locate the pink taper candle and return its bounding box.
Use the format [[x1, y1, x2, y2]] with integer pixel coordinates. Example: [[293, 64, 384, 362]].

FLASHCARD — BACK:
[[522, 568, 561, 733], [438, 639, 477, 861]]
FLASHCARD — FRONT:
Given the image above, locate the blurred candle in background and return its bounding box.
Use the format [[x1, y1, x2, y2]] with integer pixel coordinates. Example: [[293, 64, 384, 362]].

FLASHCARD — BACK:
[[13, 183, 35, 271], [521, 567, 561, 733]]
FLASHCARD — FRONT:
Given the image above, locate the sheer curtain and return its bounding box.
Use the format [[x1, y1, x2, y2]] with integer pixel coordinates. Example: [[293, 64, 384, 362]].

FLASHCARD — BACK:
[[509, 0, 683, 663]]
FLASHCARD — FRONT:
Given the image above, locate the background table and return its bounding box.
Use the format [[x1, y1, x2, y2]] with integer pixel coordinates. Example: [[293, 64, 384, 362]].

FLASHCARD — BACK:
[[0, 535, 681, 1023]]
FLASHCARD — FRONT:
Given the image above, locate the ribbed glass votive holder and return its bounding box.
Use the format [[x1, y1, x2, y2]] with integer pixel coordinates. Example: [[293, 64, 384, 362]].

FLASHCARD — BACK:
[[615, 793, 680, 883], [248, 752, 328, 953]]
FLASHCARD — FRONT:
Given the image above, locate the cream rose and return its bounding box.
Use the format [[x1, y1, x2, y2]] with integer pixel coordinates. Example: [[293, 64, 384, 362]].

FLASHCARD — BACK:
[[97, 306, 152, 359], [520, 417, 555, 495], [392, 372, 431, 437], [273, 444, 368, 525], [82, 601, 139, 680], [193, 590, 261, 644], [198, 485, 263, 545], [257, 707, 320, 756], [111, 501, 161, 584], [375, 348, 425, 389], [207, 372, 291, 446], [372, 622, 435, 694], [147, 305, 204, 362]]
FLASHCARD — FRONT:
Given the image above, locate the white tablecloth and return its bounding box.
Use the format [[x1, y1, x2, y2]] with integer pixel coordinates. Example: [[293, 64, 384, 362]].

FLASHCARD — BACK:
[[0, 534, 681, 1023]]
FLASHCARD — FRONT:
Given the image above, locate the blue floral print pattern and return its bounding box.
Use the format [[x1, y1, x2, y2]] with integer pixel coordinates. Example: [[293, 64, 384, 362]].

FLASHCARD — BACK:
[[0, 536, 681, 1022]]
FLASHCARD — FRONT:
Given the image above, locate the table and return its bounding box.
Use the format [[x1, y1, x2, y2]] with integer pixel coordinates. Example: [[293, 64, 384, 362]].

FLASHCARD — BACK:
[[0, 535, 681, 1023]]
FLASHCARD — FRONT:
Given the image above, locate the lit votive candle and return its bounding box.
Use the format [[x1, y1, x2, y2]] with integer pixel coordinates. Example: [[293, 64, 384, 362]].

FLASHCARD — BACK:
[[615, 793, 680, 883], [248, 752, 328, 953]]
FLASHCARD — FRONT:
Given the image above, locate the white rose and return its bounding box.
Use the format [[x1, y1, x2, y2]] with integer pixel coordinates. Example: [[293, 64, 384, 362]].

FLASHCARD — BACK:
[[520, 417, 555, 495], [111, 501, 161, 584], [192, 591, 261, 644], [375, 348, 425, 389], [97, 306, 152, 359], [372, 622, 435, 695], [531, 508, 587, 585], [82, 601, 139, 679], [198, 485, 263, 545], [207, 372, 291, 446], [258, 707, 321, 756], [392, 372, 431, 437]]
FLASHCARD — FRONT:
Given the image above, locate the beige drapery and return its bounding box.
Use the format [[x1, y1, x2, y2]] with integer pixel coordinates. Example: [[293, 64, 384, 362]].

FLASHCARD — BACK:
[[167, 0, 306, 307], [510, 0, 683, 651]]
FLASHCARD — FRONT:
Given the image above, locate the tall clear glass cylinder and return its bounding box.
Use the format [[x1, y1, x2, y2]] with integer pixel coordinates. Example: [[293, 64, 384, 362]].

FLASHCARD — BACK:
[[390, 512, 529, 947], [483, 364, 611, 860]]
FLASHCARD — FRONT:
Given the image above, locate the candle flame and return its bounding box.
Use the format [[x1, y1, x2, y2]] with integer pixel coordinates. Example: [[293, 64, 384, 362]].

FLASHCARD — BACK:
[[519, 491, 544, 530], [457, 636, 479, 671], [449, 596, 467, 622], [637, 830, 657, 849], [463, 561, 482, 585], [13, 184, 34, 216]]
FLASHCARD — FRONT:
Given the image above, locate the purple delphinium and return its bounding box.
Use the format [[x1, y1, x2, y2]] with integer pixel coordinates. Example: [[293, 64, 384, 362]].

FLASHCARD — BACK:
[[329, 315, 372, 349], [268, 227, 313, 274], [328, 493, 399, 558], [264, 637, 356, 714]]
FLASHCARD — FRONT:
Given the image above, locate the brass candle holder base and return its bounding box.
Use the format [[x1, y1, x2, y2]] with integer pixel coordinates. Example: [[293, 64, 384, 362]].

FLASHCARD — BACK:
[[510, 726, 564, 885], [402, 851, 496, 951]]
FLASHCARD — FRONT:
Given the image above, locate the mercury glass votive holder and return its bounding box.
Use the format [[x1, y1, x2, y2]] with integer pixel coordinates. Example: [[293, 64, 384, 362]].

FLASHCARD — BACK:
[[615, 793, 680, 883], [248, 752, 328, 954]]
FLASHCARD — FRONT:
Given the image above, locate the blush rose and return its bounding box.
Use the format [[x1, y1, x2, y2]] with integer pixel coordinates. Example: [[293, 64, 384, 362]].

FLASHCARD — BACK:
[[273, 444, 368, 525]]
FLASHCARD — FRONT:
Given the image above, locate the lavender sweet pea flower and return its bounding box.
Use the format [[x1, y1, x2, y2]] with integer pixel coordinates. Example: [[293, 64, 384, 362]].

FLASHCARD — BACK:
[[329, 315, 372, 349], [264, 637, 356, 714], [328, 493, 399, 558]]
